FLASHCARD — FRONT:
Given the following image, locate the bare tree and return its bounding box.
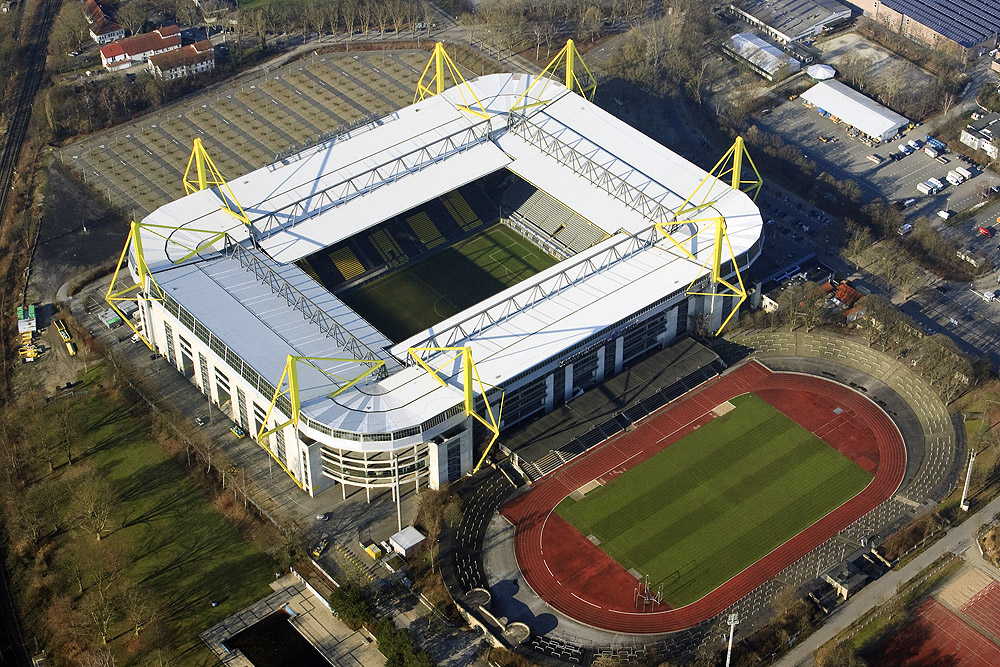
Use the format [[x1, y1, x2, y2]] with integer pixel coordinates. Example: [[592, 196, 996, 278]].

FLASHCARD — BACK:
[[940, 90, 957, 115], [81, 593, 118, 646], [49, 1, 91, 56], [844, 222, 872, 270], [341, 0, 357, 49], [117, 0, 150, 36], [121, 583, 157, 637], [581, 5, 602, 43], [73, 471, 119, 541], [79, 648, 117, 667], [374, 1, 391, 37]]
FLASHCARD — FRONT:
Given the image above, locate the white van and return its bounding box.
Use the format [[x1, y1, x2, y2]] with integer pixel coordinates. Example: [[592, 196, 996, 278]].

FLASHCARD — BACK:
[[937, 210, 953, 220]]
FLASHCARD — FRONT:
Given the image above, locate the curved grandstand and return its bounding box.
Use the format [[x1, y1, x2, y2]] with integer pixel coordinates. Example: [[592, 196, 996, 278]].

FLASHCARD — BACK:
[[111, 57, 763, 503]]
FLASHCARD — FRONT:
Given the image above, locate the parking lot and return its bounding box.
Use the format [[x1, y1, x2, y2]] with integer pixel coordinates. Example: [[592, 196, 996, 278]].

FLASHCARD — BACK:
[[57, 49, 435, 218], [755, 100, 992, 223]]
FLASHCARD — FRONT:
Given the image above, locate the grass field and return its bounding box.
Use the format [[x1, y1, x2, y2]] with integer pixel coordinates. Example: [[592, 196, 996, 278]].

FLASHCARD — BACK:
[[555, 393, 873, 607], [339, 223, 558, 342], [23, 370, 275, 664]]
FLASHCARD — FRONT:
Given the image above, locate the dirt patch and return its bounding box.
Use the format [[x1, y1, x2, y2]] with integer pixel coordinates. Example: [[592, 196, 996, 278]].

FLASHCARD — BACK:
[[28, 161, 127, 303], [937, 566, 994, 609], [713, 400, 736, 417], [817, 33, 935, 98]]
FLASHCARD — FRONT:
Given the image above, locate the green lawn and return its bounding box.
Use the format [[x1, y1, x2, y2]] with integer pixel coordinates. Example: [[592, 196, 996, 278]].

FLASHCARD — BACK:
[[556, 393, 873, 607], [339, 223, 558, 342], [44, 381, 275, 664]]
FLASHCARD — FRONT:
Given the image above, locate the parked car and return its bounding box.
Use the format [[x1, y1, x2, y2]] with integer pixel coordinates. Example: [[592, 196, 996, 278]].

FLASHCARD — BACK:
[[230, 425, 247, 438]]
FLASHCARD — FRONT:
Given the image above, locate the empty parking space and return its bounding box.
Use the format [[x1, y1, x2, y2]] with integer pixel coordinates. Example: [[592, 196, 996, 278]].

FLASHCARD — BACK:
[[56, 50, 430, 219]]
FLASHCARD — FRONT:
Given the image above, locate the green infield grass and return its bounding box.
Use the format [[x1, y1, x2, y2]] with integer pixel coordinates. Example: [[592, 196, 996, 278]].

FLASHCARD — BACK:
[[555, 393, 873, 607], [339, 223, 558, 342]]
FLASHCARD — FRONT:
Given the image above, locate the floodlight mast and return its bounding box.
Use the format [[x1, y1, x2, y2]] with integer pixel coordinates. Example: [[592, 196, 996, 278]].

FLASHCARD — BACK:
[[655, 136, 763, 336], [725, 613, 739, 667]]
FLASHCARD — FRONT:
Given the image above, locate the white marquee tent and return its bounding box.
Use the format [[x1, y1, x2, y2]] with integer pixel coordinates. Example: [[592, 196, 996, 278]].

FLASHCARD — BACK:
[[800, 80, 908, 142]]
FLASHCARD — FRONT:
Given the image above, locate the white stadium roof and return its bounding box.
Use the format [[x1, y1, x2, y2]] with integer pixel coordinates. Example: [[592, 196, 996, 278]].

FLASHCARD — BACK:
[[800, 80, 908, 142], [136, 72, 762, 441]]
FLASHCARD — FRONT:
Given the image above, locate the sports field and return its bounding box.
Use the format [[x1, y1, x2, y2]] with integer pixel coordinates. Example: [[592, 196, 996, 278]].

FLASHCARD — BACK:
[[555, 393, 873, 607], [339, 223, 557, 342]]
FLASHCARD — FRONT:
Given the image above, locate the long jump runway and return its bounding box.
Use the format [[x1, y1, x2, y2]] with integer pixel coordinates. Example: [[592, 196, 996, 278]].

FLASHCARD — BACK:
[[500, 361, 907, 633]]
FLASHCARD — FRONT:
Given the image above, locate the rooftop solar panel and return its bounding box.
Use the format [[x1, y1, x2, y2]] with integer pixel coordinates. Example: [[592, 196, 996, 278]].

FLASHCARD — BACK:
[[880, 0, 1000, 48]]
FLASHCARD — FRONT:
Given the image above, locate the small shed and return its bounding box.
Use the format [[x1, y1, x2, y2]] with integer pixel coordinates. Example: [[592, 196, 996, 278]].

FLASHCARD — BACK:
[[389, 526, 426, 557]]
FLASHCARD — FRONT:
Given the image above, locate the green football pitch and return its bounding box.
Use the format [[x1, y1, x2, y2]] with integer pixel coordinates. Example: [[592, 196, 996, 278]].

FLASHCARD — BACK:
[[339, 224, 558, 343], [555, 393, 873, 607]]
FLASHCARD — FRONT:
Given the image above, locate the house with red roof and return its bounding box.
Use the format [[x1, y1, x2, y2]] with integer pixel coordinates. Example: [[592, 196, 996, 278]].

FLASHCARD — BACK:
[[100, 26, 181, 72], [84, 0, 124, 45], [148, 40, 216, 80]]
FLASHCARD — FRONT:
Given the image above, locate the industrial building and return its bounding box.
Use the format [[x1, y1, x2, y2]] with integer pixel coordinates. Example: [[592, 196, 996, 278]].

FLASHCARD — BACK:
[[800, 79, 909, 143], [729, 0, 852, 43], [960, 111, 1000, 161], [847, 0, 1000, 61], [108, 44, 763, 512], [723, 33, 802, 81]]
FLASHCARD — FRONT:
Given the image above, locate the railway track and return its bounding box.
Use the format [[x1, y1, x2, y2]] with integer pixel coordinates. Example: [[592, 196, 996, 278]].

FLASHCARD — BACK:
[[0, 0, 58, 225]]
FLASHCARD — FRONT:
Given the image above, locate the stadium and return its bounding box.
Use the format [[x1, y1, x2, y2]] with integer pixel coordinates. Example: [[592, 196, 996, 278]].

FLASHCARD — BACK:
[[107, 43, 765, 519]]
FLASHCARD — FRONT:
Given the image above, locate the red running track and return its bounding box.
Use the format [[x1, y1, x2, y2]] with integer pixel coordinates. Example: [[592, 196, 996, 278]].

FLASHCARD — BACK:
[[500, 361, 907, 633], [960, 581, 1000, 641], [873, 599, 1000, 667]]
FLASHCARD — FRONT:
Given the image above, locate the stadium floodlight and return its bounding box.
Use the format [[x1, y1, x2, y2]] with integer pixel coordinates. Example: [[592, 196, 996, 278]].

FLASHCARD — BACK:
[[407, 346, 505, 475], [105, 220, 165, 349], [725, 613, 740, 667], [413, 43, 489, 120], [654, 136, 763, 335], [105, 219, 241, 349], [509, 39, 597, 113], [257, 354, 388, 439], [182, 137, 250, 225]]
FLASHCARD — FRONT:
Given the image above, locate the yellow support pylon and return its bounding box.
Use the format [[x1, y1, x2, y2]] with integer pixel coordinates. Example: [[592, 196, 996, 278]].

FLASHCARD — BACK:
[[258, 355, 387, 440], [182, 138, 251, 225], [509, 39, 597, 113], [105, 219, 233, 350], [414, 43, 489, 119], [407, 346, 504, 475], [256, 355, 386, 488], [653, 136, 764, 336]]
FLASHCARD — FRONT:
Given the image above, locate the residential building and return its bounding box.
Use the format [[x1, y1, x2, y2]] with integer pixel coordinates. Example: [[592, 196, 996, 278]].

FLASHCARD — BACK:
[[148, 40, 216, 80], [84, 0, 124, 45], [960, 111, 1000, 161], [100, 26, 181, 72], [729, 0, 852, 44], [846, 0, 1000, 61]]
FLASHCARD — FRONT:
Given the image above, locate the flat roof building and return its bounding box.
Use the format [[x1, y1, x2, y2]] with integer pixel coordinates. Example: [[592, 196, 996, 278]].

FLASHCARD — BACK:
[[729, 0, 852, 43], [800, 79, 908, 142], [723, 33, 802, 81], [847, 0, 1000, 61], [960, 111, 1000, 161]]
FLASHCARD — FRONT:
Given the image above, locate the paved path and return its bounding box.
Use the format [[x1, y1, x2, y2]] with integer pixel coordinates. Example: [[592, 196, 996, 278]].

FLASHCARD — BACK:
[[778, 496, 1000, 667]]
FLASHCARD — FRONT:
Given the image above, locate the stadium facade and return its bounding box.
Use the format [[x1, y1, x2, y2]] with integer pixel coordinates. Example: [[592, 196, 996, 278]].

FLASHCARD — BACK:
[[116, 58, 764, 503]]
